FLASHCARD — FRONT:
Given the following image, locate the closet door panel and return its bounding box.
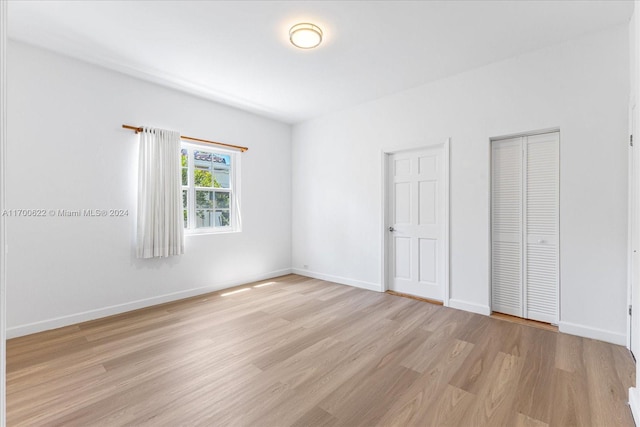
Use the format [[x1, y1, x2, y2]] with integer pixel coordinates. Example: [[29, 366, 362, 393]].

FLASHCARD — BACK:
[[491, 137, 523, 317], [525, 132, 559, 323]]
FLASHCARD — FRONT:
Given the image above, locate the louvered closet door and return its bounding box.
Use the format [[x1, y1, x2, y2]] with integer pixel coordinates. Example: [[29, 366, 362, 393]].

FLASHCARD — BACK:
[[491, 137, 523, 317], [524, 132, 559, 323]]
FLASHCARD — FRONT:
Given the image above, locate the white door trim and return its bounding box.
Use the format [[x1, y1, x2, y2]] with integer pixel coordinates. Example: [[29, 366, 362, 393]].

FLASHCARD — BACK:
[[628, 4, 640, 426], [628, 104, 635, 351], [380, 139, 450, 305], [628, 102, 637, 352]]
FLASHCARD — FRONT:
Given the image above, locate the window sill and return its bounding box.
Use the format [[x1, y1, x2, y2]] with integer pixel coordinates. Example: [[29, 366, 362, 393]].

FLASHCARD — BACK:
[[185, 228, 241, 236]]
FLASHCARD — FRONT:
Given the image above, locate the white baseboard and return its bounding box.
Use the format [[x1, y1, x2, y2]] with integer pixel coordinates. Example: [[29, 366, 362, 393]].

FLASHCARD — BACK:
[[291, 268, 382, 292], [6, 268, 292, 339], [559, 321, 626, 346], [448, 298, 491, 316], [630, 387, 640, 426]]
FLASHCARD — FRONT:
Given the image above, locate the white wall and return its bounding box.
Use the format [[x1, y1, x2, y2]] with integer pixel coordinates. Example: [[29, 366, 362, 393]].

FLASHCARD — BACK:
[[292, 25, 629, 344], [1, 1, 8, 424], [6, 41, 292, 337]]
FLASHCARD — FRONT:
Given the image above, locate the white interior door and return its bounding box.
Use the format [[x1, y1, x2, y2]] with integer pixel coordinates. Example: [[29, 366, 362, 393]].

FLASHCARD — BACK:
[[388, 145, 447, 301]]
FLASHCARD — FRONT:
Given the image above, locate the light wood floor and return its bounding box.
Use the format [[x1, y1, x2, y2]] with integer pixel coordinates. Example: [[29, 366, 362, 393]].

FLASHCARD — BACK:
[[6, 274, 635, 426]]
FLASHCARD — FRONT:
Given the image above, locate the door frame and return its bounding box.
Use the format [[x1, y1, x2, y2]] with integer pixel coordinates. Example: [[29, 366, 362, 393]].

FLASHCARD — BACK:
[[628, 102, 637, 353], [380, 139, 450, 305]]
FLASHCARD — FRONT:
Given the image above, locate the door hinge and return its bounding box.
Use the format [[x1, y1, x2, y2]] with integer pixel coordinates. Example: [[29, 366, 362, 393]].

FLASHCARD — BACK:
[[630, 305, 633, 316], [632, 135, 634, 147]]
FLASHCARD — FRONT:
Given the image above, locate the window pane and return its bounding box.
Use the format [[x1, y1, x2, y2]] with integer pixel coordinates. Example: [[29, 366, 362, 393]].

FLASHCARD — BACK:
[[213, 154, 230, 188], [195, 210, 214, 228], [215, 192, 230, 209], [194, 169, 212, 187], [193, 150, 230, 188], [215, 210, 230, 227], [194, 150, 213, 187], [181, 149, 188, 185], [196, 190, 214, 209], [182, 189, 188, 228]]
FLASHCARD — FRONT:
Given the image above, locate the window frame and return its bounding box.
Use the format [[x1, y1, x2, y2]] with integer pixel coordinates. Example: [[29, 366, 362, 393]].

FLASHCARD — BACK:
[[181, 142, 241, 235]]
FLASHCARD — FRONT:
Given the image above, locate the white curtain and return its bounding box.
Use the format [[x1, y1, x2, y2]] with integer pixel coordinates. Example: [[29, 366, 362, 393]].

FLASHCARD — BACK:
[[137, 127, 184, 258]]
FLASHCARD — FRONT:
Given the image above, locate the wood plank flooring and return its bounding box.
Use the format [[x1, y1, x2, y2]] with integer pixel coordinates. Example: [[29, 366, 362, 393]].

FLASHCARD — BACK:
[[6, 274, 635, 426]]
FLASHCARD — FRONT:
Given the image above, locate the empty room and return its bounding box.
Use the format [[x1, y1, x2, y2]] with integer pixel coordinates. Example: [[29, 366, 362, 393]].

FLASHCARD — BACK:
[[1, 0, 640, 425]]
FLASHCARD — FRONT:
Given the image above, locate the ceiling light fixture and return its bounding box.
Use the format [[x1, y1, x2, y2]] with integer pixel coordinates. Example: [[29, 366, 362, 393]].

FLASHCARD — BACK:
[[289, 23, 323, 49]]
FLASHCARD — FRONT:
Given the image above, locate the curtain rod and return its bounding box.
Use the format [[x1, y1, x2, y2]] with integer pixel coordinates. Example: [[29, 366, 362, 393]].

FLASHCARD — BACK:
[[122, 124, 248, 152]]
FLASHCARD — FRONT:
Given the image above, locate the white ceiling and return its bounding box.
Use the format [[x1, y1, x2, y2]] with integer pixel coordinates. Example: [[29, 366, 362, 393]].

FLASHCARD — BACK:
[[7, 1, 634, 124]]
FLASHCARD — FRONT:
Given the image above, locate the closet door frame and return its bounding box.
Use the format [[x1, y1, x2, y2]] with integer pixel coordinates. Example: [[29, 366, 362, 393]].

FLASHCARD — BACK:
[[489, 128, 560, 324]]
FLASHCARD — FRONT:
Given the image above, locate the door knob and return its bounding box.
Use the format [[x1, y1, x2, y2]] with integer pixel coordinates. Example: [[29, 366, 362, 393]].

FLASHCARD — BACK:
[[389, 226, 395, 232]]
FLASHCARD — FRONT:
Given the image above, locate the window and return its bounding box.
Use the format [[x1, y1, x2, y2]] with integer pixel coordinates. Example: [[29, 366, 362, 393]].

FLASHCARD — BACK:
[[181, 143, 240, 233]]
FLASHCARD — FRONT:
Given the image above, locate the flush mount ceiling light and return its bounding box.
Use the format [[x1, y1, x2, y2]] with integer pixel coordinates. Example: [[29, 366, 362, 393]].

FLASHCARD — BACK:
[[289, 23, 323, 49]]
